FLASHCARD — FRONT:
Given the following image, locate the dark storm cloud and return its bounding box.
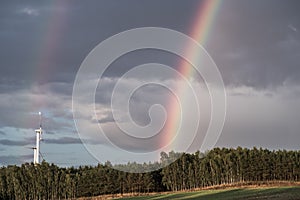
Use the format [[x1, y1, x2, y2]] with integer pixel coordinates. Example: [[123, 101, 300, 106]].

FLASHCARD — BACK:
[[0, 131, 5, 135], [208, 0, 300, 89], [0, 0, 197, 88], [1, 0, 300, 90], [0, 1, 79, 88]]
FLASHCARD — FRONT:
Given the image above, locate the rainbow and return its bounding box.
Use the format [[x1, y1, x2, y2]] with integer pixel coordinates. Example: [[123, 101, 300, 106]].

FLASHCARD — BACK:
[[31, 1, 68, 110], [161, 0, 222, 151]]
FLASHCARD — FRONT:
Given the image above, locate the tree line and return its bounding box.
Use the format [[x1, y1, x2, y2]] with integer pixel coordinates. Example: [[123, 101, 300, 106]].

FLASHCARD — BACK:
[[0, 147, 299, 199]]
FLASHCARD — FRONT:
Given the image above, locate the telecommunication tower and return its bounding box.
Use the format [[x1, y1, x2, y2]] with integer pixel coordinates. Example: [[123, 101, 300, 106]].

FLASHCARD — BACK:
[[33, 112, 42, 165]]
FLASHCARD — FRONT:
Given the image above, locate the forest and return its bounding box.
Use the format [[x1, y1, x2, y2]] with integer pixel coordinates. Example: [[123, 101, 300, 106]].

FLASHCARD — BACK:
[[0, 147, 299, 200]]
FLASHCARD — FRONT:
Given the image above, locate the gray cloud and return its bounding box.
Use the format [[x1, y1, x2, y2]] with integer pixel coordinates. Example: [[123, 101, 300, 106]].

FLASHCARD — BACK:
[[97, 116, 115, 124], [0, 0, 195, 87], [0, 83, 75, 133], [18, 7, 40, 16], [0, 139, 31, 146], [44, 137, 82, 144], [207, 0, 300, 89], [0, 0, 299, 90]]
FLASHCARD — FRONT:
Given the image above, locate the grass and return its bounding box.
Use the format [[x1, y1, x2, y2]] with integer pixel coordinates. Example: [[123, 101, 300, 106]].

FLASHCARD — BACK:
[[116, 186, 300, 200]]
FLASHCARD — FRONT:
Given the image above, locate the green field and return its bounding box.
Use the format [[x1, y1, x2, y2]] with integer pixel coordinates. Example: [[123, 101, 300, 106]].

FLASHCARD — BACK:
[[117, 186, 300, 200]]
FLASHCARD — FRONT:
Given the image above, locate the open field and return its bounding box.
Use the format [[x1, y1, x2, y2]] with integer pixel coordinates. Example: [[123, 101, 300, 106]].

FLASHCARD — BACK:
[[116, 186, 300, 200]]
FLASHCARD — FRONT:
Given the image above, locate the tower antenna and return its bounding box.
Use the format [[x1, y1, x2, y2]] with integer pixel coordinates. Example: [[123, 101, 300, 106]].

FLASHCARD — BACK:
[[33, 112, 43, 165], [39, 111, 42, 128]]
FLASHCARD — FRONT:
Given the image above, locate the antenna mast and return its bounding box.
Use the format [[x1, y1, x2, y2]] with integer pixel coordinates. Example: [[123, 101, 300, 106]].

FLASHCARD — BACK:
[[33, 112, 43, 165]]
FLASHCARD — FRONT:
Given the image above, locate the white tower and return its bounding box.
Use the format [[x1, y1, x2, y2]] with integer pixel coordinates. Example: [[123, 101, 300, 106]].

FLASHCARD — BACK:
[[33, 112, 42, 165]]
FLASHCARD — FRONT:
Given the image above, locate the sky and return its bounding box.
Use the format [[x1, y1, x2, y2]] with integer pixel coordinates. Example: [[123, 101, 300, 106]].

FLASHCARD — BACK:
[[0, 0, 300, 167]]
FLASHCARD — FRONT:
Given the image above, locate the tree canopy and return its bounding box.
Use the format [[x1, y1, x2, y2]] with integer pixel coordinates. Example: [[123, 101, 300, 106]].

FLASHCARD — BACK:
[[0, 147, 299, 199]]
